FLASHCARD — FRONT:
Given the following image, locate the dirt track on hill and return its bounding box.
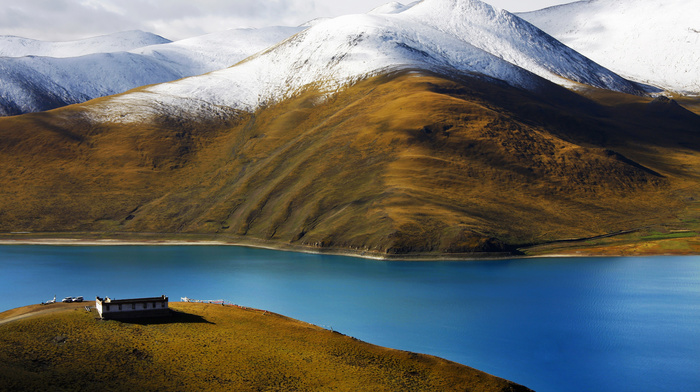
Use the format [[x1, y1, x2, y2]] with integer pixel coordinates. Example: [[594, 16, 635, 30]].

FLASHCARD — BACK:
[[0, 302, 93, 326]]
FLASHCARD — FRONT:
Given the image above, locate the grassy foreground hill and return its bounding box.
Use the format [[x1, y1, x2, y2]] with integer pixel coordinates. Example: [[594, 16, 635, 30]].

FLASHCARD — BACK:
[[0, 70, 699, 257], [0, 302, 531, 391]]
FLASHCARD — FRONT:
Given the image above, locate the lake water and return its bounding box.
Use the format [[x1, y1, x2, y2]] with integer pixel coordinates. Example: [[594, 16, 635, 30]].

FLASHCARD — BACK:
[[0, 245, 698, 392]]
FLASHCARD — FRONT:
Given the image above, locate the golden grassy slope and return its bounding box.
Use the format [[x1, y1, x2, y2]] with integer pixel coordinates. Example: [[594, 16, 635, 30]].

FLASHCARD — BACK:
[[1, 70, 699, 257], [0, 302, 531, 391]]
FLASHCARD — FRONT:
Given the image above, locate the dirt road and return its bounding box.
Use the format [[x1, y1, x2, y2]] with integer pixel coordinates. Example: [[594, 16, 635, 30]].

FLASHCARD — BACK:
[[0, 302, 94, 326]]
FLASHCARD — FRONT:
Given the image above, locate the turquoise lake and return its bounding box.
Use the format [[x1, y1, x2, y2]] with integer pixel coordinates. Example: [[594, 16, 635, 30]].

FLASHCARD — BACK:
[[0, 245, 698, 392]]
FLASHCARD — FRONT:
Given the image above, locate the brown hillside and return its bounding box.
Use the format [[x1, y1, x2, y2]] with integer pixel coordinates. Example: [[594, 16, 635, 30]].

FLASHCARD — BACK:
[[1, 70, 699, 257], [0, 302, 532, 391]]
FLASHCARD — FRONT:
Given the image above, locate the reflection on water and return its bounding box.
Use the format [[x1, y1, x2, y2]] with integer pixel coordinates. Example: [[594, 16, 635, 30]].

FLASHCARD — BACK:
[[0, 246, 698, 392]]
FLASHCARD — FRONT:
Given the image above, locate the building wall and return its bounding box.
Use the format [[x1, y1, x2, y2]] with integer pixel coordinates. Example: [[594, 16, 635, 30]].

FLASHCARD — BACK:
[[101, 307, 171, 319], [96, 297, 169, 319], [102, 301, 168, 313]]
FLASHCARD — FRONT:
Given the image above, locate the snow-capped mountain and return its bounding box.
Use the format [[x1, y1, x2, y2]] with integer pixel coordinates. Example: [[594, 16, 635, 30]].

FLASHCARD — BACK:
[[95, 0, 643, 122], [519, 0, 700, 95], [0, 27, 303, 116], [0, 30, 170, 58]]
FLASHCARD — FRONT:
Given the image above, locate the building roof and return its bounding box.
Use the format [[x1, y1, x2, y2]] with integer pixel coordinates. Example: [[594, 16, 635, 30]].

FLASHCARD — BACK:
[[97, 295, 168, 305]]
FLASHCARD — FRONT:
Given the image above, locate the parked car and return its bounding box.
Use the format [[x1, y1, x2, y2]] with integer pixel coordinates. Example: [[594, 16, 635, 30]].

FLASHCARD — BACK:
[[61, 297, 73, 303], [72, 296, 84, 302]]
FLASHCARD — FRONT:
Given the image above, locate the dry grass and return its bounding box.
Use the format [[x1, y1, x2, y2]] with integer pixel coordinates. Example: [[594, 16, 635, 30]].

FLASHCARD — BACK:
[[0, 302, 531, 392], [1, 70, 699, 257]]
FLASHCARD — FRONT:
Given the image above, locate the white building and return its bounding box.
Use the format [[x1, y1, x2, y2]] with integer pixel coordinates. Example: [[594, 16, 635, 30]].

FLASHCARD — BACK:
[[95, 295, 169, 320]]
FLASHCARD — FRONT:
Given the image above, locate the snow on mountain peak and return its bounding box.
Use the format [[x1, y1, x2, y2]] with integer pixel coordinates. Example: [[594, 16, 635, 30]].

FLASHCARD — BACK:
[[92, 0, 643, 123], [94, 10, 540, 121]]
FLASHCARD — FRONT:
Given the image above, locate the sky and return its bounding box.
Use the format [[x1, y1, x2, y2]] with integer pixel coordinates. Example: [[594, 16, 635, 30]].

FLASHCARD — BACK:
[[0, 0, 572, 42]]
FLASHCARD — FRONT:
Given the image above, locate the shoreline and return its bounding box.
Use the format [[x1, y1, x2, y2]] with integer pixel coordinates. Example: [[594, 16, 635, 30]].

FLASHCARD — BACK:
[[0, 236, 521, 261], [1, 233, 697, 260]]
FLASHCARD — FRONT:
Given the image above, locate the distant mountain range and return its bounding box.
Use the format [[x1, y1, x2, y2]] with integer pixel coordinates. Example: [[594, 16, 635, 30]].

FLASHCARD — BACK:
[[2, 0, 698, 117], [1, 0, 698, 258]]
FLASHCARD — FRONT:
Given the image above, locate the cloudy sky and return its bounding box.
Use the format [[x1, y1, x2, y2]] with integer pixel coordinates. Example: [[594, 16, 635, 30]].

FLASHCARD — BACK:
[[0, 0, 571, 41]]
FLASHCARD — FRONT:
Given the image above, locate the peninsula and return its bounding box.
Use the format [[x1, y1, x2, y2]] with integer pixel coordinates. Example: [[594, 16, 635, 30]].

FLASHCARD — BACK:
[[0, 302, 532, 391]]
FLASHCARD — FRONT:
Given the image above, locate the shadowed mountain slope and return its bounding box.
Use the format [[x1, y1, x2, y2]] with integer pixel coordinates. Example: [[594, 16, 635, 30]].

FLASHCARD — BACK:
[[1, 70, 698, 257]]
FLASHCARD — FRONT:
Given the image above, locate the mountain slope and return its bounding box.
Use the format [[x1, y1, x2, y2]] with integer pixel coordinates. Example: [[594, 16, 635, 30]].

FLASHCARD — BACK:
[[1, 70, 698, 256], [92, 0, 644, 124], [519, 0, 700, 95], [0, 27, 303, 116]]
